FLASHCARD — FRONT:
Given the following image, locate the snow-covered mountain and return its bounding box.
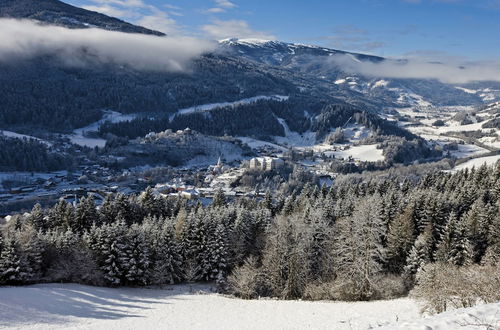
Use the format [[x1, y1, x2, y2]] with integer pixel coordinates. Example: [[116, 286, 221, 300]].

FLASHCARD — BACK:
[[219, 38, 493, 108]]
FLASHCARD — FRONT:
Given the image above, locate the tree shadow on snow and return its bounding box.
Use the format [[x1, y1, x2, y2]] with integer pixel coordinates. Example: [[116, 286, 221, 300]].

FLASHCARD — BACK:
[[0, 283, 209, 327]]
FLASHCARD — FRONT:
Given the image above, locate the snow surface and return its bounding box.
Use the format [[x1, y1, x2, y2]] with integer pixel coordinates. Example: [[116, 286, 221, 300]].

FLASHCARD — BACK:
[[1, 284, 498, 330], [169, 95, 289, 121], [0, 283, 419, 330], [236, 136, 288, 152], [381, 302, 500, 330], [0, 130, 51, 146], [327, 144, 385, 162], [69, 111, 136, 148], [453, 155, 500, 171], [274, 117, 316, 147]]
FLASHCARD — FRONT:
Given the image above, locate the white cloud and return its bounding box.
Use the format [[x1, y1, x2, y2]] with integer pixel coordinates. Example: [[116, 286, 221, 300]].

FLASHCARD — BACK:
[[206, 7, 226, 13], [0, 19, 215, 72], [204, 0, 237, 14], [82, 5, 130, 17], [136, 7, 180, 34], [327, 54, 500, 84], [202, 19, 275, 40], [214, 0, 237, 9]]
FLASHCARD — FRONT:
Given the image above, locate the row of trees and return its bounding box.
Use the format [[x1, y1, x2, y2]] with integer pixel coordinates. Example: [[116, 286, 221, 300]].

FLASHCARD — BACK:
[[1, 163, 499, 306]]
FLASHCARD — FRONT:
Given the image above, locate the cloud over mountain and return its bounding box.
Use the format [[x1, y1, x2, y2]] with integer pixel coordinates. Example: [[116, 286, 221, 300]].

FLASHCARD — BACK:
[[329, 54, 500, 84], [0, 18, 214, 71]]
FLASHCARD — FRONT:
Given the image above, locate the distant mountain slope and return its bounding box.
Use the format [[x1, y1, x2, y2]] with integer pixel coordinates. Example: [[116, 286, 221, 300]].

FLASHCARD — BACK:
[[0, 0, 164, 35], [219, 38, 485, 107]]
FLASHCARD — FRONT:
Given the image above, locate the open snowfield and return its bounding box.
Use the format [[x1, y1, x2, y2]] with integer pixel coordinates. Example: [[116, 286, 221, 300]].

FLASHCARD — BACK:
[[326, 144, 385, 162], [453, 154, 500, 171], [69, 111, 137, 148], [1, 284, 498, 330]]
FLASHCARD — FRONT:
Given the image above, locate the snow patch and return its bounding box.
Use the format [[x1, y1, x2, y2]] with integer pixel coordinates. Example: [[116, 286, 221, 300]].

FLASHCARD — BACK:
[[69, 111, 137, 148], [273, 118, 316, 147], [453, 155, 500, 171]]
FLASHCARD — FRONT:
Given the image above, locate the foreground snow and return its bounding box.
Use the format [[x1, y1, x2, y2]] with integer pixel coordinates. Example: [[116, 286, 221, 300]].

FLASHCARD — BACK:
[[381, 302, 500, 330], [0, 284, 497, 330]]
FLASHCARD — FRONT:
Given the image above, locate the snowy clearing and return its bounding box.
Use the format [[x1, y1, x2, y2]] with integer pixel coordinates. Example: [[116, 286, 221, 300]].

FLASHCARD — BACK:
[[69, 111, 136, 148], [274, 117, 316, 147], [1, 284, 498, 330], [453, 154, 500, 171], [169, 95, 289, 121], [236, 136, 288, 152], [327, 144, 385, 162]]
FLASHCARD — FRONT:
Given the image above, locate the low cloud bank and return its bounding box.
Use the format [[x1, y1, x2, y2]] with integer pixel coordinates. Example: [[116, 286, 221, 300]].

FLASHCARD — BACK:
[[0, 19, 215, 71], [329, 54, 500, 84]]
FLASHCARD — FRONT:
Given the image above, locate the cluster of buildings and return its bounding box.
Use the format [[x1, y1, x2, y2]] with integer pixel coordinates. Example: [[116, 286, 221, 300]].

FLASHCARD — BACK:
[[249, 157, 285, 171]]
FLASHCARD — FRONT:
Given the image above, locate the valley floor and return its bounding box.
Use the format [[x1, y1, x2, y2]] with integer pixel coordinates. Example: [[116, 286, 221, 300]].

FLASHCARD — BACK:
[[0, 284, 498, 330]]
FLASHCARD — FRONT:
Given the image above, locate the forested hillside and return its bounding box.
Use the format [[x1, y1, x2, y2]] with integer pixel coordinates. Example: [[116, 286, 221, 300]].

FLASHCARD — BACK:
[[0, 55, 296, 132], [0, 135, 73, 172]]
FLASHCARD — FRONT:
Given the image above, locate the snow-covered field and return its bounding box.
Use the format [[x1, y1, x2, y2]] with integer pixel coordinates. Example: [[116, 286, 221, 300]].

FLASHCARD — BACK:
[[69, 111, 136, 148], [326, 144, 385, 162], [1, 284, 498, 330], [453, 154, 500, 171]]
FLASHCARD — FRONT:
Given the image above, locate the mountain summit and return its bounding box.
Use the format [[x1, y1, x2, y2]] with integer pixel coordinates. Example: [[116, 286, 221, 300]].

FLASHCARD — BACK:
[[0, 0, 164, 35]]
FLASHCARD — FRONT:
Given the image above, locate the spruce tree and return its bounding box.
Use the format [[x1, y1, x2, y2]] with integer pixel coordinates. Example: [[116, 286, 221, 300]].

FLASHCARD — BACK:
[[0, 237, 22, 284]]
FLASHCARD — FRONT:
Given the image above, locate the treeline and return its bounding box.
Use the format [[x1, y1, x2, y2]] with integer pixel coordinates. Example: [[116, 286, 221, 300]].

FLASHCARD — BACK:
[[1, 164, 499, 307], [0, 136, 73, 172]]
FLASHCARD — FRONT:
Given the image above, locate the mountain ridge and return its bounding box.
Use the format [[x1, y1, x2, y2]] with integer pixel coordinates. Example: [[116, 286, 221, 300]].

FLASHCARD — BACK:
[[0, 0, 164, 35]]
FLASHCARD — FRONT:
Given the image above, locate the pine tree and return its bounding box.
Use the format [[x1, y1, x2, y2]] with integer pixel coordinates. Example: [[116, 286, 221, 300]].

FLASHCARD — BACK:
[[212, 188, 227, 208], [209, 222, 229, 288], [151, 223, 184, 285], [73, 195, 100, 232], [333, 196, 386, 300], [386, 204, 416, 273], [434, 212, 458, 263], [0, 237, 22, 284], [404, 225, 432, 278], [449, 219, 473, 266], [16, 226, 44, 283], [27, 204, 46, 232], [124, 225, 151, 285], [98, 220, 129, 285]]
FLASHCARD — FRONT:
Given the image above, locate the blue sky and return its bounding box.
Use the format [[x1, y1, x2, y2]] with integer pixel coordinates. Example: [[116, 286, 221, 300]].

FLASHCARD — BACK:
[[66, 0, 500, 60]]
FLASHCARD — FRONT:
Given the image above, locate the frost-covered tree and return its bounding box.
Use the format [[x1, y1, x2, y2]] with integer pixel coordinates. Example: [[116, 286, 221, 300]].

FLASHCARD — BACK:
[[151, 222, 184, 285], [404, 225, 432, 279], [124, 225, 151, 285], [0, 237, 22, 284], [332, 196, 386, 300]]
